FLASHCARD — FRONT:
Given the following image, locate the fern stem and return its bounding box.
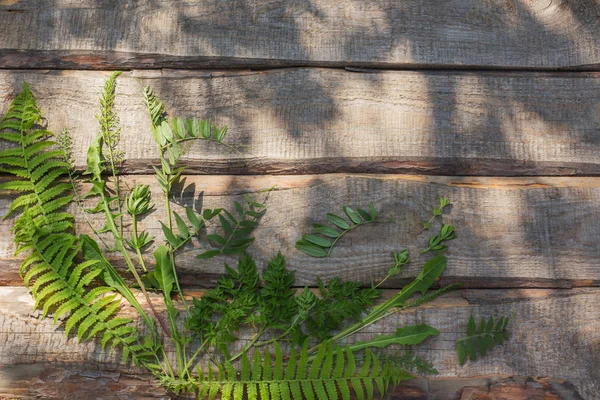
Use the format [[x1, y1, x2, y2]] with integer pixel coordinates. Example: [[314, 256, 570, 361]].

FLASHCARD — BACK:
[[131, 215, 148, 272], [65, 168, 111, 249]]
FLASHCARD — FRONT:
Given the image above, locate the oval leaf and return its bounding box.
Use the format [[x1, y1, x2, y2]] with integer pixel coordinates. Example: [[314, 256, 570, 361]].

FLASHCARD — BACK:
[[326, 213, 350, 230], [296, 244, 328, 258], [343, 206, 361, 224], [302, 234, 333, 248]]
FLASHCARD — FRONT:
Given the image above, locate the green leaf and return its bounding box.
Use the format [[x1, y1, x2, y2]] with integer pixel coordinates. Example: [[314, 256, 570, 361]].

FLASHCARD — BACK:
[[84, 135, 104, 178], [185, 207, 202, 231], [326, 213, 350, 230], [160, 222, 181, 247], [207, 234, 226, 245], [196, 250, 221, 259], [296, 244, 328, 258], [457, 342, 466, 365], [467, 315, 475, 336], [173, 212, 189, 239], [343, 206, 361, 224], [219, 214, 233, 235], [477, 336, 487, 356], [349, 325, 439, 351], [302, 234, 332, 248], [153, 245, 175, 296], [466, 338, 477, 361], [413, 255, 447, 295], [486, 316, 494, 333], [312, 224, 340, 238], [478, 317, 485, 334]]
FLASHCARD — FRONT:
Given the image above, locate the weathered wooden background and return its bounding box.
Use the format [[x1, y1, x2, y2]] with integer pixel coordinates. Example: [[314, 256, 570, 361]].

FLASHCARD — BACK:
[[1, 0, 600, 399]]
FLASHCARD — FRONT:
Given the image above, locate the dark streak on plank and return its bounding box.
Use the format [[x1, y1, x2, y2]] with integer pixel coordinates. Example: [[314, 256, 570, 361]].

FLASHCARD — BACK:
[[118, 157, 600, 176], [3, 49, 600, 72]]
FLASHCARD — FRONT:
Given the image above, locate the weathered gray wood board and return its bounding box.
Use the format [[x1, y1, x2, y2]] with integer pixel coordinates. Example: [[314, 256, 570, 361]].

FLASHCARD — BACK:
[[0, 287, 597, 399], [1, 174, 600, 288], [2, 0, 600, 70], [3, 69, 600, 176]]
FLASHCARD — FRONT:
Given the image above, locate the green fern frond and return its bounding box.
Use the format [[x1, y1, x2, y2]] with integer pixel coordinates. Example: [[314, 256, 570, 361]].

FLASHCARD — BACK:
[[0, 83, 149, 366], [164, 342, 411, 400]]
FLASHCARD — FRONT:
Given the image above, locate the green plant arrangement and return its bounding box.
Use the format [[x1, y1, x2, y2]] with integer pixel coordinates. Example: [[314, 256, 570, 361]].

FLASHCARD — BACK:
[[1, 73, 466, 399]]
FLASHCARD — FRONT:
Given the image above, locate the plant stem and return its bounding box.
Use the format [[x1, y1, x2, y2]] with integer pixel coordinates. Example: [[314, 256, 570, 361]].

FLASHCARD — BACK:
[[326, 219, 380, 257], [98, 191, 171, 339], [184, 339, 209, 371], [64, 168, 111, 249], [131, 214, 148, 272], [161, 173, 189, 312], [309, 276, 424, 354], [254, 316, 301, 347], [229, 326, 266, 362]]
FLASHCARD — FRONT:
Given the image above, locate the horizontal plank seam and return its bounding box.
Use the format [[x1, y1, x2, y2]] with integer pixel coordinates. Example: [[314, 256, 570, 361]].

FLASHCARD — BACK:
[[2, 57, 600, 73]]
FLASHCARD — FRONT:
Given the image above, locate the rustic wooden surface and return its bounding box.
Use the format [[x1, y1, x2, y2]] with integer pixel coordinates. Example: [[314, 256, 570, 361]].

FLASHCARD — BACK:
[[0, 287, 598, 399], [0, 368, 584, 400], [2, 69, 600, 176], [1, 174, 600, 288], [2, 0, 600, 398], [2, 0, 600, 70]]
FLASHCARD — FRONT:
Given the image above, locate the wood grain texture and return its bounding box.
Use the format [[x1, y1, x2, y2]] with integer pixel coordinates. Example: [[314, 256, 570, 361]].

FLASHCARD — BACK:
[[3, 69, 600, 176], [2, 0, 600, 69], [0, 287, 597, 398], [0, 367, 583, 400], [1, 174, 600, 287]]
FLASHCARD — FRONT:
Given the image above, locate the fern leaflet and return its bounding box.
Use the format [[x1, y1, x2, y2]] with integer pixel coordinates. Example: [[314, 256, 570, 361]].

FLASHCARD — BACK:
[[163, 342, 412, 400]]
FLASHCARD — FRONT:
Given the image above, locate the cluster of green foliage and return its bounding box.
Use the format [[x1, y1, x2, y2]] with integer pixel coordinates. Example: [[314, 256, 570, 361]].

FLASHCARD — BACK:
[[0, 74, 509, 399]]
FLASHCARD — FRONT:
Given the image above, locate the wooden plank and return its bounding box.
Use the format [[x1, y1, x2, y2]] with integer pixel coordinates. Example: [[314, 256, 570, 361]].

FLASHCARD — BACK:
[[1, 174, 600, 288], [0, 365, 583, 400], [2, 1, 600, 70], [3, 69, 600, 176], [0, 287, 597, 398]]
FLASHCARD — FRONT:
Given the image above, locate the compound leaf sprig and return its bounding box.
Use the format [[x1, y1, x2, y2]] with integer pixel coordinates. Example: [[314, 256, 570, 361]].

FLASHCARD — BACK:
[[295, 204, 379, 258], [457, 315, 510, 365]]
